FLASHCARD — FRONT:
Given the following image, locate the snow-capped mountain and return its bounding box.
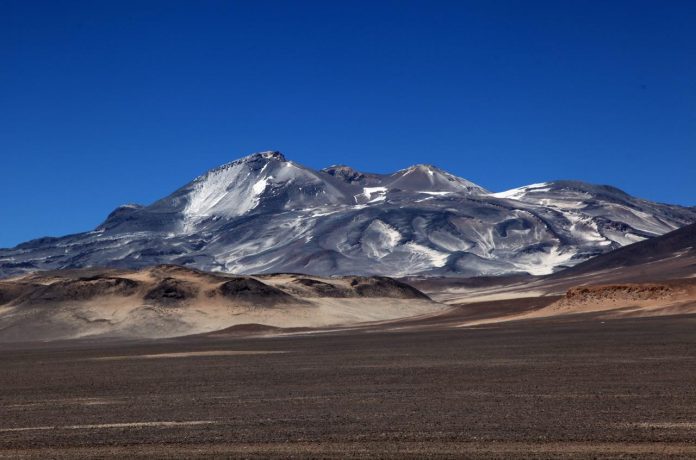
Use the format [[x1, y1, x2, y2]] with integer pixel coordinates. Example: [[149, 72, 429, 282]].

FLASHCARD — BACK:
[[2, 151, 695, 278]]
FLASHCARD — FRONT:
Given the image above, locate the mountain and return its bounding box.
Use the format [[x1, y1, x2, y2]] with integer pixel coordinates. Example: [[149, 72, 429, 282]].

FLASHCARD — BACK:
[[1, 151, 695, 278], [548, 221, 696, 283]]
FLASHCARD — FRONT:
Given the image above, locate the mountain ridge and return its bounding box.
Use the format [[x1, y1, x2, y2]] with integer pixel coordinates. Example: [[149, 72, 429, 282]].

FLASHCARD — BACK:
[[2, 150, 695, 278]]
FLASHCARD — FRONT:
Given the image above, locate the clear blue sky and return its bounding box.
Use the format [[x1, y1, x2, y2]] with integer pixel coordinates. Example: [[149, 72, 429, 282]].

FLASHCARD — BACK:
[[1, 0, 695, 248]]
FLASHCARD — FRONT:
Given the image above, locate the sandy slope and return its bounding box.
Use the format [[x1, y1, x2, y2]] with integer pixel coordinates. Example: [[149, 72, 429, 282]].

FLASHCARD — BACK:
[[528, 280, 696, 318], [416, 270, 696, 327], [0, 265, 443, 342]]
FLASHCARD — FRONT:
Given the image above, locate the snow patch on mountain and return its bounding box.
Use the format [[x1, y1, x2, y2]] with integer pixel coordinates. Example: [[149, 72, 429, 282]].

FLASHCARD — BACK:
[[184, 161, 262, 222], [513, 245, 577, 276], [418, 191, 452, 196], [401, 243, 450, 272], [491, 182, 551, 200], [359, 187, 388, 204], [361, 220, 402, 259]]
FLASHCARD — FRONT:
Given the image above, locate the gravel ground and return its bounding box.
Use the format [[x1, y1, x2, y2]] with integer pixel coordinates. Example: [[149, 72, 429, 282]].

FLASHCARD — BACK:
[[1, 311, 696, 458]]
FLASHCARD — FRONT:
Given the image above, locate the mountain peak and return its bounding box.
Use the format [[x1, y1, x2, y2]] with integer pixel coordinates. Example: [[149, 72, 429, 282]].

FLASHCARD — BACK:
[[237, 150, 286, 165], [390, 164, 488, 194], [403, 163, 439, 172], [182, 151, 289, 221], [321, 165, 366, 183], [204, 151, 287, 177], [253, 150, 286, 161]]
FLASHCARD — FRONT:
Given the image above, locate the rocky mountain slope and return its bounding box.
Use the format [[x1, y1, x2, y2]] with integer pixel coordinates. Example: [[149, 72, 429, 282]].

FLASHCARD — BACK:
[[548, 222, 696, 282], [2, 151, 695, 278]]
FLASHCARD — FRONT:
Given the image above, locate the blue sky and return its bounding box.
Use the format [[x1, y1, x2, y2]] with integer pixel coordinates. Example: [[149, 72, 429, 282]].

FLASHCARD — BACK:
[[1, 0, 695, 247]]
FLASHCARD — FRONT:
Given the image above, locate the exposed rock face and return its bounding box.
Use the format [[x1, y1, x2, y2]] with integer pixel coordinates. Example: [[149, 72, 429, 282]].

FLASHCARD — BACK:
[[216, 278, 297, 305], [349, 277, 431, 299], [560, 284, 676, 304], [144, 278, 199, 304]]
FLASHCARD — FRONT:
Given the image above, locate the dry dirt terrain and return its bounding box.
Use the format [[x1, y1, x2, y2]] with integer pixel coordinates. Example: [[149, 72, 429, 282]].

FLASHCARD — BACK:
[[0, 266, 441, 342], [1, 311, 696, 459]]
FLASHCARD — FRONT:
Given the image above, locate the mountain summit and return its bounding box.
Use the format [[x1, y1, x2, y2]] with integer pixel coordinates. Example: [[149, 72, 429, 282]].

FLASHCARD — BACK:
[[2, 151, 695, 278]]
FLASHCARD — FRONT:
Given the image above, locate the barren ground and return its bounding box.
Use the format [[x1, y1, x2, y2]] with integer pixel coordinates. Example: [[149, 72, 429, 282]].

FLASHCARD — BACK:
[[1, 306, 696, 459]]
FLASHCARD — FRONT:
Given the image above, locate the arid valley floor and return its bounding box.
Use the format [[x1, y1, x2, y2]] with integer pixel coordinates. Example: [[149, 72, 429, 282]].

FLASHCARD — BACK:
[[2, 311, 696, 459]]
